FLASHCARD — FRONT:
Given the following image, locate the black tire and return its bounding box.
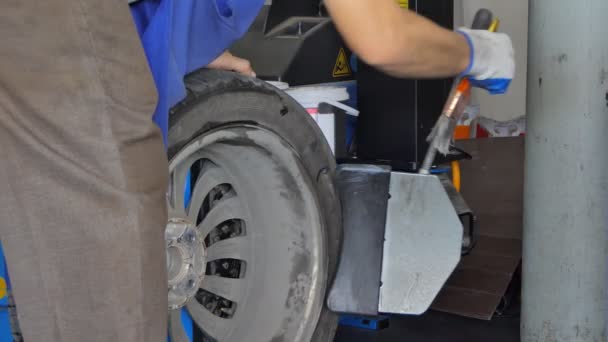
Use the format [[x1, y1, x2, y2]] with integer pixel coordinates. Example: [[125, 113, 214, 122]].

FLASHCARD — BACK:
[[168, 69, 342, 342]]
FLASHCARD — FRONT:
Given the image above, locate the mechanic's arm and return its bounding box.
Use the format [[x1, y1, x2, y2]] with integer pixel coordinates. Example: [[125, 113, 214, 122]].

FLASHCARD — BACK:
[[325, 0, 515, 94], [325, 0, 468, 78]]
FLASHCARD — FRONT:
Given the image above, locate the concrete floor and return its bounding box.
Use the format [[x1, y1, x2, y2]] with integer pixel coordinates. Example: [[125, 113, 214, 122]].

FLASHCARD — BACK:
[[334, 310, 520, 342]]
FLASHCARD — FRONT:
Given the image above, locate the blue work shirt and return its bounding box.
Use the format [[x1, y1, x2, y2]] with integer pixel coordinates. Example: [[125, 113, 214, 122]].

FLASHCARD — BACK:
[[130, 0, 264, 145]]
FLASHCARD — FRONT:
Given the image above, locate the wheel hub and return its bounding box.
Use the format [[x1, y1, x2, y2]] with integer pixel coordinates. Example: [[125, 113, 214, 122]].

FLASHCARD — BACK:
[[166, 218, 206, 310]]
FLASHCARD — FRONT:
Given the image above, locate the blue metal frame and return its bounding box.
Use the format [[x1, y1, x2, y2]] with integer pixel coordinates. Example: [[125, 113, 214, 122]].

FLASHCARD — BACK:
[[0, 244, 13, 341], [339, 315, 390, 331]]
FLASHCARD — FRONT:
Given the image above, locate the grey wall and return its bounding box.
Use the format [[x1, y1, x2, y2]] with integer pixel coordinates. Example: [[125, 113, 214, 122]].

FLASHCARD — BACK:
[[455, 0, 529, 122]]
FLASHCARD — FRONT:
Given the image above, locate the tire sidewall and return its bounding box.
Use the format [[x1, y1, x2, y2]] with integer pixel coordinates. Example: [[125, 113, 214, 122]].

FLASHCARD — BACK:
[[168, 70, 341, 342]]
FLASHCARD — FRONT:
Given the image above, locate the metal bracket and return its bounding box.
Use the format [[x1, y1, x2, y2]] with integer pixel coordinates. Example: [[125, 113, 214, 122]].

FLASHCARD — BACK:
[[439, 174, 476, 254], [328, 165, 464, 316], [379, 172, 462, 315], [327, 164, 391, 315]]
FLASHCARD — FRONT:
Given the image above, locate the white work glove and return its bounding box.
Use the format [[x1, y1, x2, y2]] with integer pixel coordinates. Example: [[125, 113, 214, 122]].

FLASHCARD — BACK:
[[457, 28, 515, 95]]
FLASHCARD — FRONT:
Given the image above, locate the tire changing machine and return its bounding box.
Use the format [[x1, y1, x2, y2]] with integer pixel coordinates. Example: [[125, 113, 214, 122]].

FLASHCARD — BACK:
[[232, 0, 475, 321], [0, 1, 475, 339]]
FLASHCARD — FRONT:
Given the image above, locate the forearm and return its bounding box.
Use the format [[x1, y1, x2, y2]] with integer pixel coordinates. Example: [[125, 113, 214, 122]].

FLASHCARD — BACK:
[[324, 0, 470, 78]]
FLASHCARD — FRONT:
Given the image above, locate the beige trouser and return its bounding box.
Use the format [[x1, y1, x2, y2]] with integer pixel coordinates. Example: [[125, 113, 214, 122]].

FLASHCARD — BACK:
[[0, 1, 169, 341]]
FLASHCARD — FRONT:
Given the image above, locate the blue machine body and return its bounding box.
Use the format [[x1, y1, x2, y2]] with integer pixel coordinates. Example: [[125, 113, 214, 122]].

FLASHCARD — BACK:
[[0, 245, 12, 342], [339, 315, 390, 331]]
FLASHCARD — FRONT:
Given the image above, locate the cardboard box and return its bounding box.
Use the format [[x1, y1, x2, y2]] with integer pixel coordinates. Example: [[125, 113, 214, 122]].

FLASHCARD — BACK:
[[431, 137, 524, 320]]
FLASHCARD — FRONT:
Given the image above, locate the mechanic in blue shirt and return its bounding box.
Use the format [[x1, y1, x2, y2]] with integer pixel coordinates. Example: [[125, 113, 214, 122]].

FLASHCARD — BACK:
[[129, 0, 514, 145], [0, 1, 513, 341]]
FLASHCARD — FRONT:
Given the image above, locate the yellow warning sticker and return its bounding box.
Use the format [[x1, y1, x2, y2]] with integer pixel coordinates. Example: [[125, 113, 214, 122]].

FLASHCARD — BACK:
[[398, 0, 409, 9], [332, 48, 352, 78], [0, 277, 6, 300]]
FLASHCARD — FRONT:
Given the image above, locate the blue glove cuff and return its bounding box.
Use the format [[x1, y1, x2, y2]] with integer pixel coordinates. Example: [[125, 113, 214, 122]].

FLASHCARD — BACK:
[[468, 78, 512, 95]]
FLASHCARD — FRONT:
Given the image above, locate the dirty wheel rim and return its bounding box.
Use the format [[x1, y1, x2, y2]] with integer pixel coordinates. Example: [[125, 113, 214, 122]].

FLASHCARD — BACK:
[[166, 125, 326, 342]]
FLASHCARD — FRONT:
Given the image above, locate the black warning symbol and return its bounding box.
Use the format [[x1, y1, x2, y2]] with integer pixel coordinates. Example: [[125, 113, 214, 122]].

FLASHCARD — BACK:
[[332, 48, 352, 78]]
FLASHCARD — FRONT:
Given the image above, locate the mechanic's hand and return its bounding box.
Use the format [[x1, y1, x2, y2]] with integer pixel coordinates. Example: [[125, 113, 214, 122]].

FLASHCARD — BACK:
[[457, 29, 515, 95], [208, 51, 256, 77]]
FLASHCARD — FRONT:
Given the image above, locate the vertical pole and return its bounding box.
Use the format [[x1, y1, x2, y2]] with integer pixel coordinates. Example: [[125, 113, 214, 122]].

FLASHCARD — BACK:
[[523, 0, 608, 341]]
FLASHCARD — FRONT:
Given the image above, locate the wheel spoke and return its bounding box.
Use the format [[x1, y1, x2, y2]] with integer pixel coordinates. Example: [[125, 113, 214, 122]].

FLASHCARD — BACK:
[[187, 165, 232, 223], [198, 196, 243, 239], [186, 300, 232, 340], [206, 236, 251, 262], [168, 205, 188, 221], [168, 309, 190, 342], [201, 275, 245, 303], [170, 161, 192, 218]]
